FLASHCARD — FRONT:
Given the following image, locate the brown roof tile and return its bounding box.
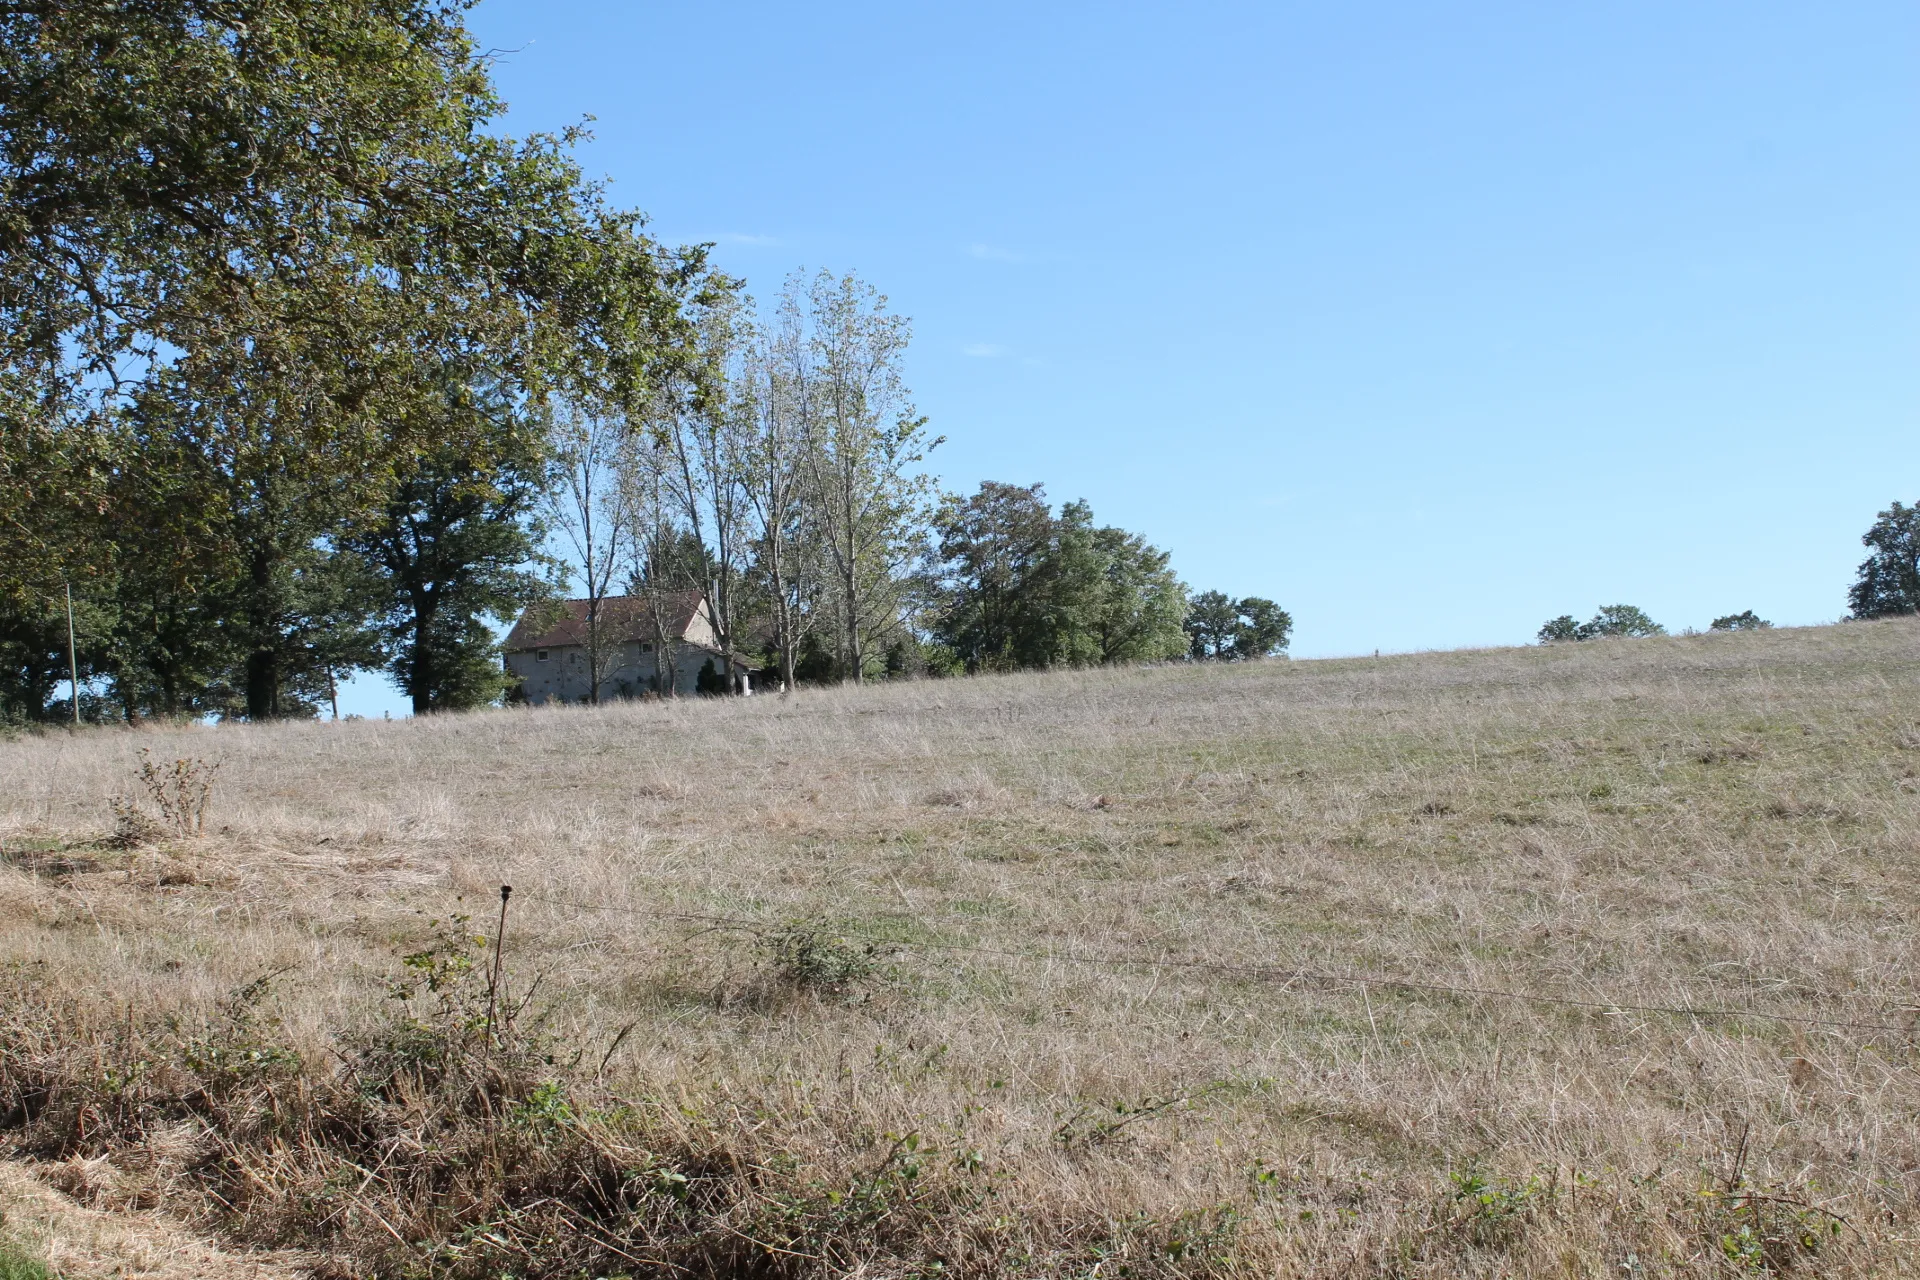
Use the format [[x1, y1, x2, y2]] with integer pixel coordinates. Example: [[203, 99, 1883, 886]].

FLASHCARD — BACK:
[[504, 591, 706, 651]]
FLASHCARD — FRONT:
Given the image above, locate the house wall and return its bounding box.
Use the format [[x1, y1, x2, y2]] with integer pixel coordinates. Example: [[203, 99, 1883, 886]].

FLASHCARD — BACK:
[[506, 642, 740, 705]]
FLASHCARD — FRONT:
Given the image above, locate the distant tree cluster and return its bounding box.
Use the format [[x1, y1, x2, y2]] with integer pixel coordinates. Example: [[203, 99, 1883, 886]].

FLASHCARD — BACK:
[[916, 482, 1289, 676], [540, 282, 1285, 700], [1538, 604, 1781, 644], [925, 483, 1188, 673], [1532, 498, 1919, 649], [1537, 604, 1666, 644], [1183, 592, 1293, 661]]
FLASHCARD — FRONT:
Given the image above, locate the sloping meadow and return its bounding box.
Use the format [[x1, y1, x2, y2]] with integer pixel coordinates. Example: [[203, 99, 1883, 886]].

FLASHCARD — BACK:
[[2, 620, 1918, 1276]]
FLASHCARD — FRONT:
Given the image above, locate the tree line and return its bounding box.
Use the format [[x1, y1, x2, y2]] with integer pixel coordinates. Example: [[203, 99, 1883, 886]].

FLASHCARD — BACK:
[[1534, 499, 1920, 645], [0, 1, 1287, 724]]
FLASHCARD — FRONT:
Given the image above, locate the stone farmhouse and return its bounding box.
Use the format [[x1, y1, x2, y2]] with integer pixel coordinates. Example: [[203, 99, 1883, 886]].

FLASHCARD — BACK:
[[503, 591, 755, 704]]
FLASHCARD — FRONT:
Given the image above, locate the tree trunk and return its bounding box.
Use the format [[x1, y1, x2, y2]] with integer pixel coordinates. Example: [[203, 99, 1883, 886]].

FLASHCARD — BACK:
[[409, 596, 435, 715], [768, 545, 796, 693], [245, 647, 279, 720], [843, 575, 862, 684], [841, 517, 863, 684], [585, 599, 601, 704], [244, 550, 279, 719]]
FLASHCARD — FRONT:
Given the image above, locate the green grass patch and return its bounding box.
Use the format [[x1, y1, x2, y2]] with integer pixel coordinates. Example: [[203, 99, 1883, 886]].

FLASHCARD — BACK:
[[0, 1236, 52, 1280]]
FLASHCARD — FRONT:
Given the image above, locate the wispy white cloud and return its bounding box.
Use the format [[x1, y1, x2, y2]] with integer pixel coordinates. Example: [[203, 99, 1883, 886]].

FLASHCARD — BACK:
[[967, 243, 1025, 263], [962, 342, 1009, 358]]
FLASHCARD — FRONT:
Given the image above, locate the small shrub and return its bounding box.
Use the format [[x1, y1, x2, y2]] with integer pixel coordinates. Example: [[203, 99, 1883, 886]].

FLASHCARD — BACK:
[[761, 921, 877, 997], [508, 1079, 576, 1131], [105, 795, 162, 848], [110, 750, 220, 841], [1711, 611, 1772, 632], [1446, 1167, 1553, 1247], [1698, 1187, 1844, 1273], [182, 971, 302, 1085]]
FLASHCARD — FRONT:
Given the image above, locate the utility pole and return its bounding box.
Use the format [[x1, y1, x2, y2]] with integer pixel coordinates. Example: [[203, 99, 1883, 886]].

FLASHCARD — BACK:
[[64, 581, 80, 727]]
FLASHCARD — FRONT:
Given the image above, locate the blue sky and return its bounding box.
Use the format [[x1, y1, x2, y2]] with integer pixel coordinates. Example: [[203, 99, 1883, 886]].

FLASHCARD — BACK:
[[340, 0, 1915, 716]]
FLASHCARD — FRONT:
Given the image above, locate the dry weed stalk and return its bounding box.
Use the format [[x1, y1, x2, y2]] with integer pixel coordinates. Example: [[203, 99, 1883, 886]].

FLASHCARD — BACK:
[[106, 751, 220, 845], [135, 750, 220, 836]]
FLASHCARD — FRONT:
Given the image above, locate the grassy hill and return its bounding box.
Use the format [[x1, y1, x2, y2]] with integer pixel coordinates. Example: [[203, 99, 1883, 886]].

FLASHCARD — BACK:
[[3, 619, 1918, 1277]]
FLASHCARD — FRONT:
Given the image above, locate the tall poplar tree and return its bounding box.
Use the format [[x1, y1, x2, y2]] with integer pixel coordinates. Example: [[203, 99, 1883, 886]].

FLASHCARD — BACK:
[[735, 281, 826, 692], [800, 271, 939, 683]]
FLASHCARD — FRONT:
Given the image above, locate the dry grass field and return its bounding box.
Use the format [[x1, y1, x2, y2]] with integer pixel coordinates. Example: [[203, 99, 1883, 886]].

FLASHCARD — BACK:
[[2, 618, 1918, 1278]]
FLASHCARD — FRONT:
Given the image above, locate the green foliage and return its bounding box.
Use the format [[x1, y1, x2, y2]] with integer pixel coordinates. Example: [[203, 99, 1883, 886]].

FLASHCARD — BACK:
[[183, 971, 303, 1085], [508, 1080, 576, 1131], [352, 427, 558, 714], [1447, 1168, 1553, 1247], [1054, 501, 1191, 665], [1184, 591, 1292, 660], [882, 638, 918, 679], [627, 527, 712, 599], [0, 1234, 51, 1280], [1538, 604, 1665, 644], [1582, 603, 1664, 638], [0, 0, 704, 722], [796, 270, 941, 685], [761, 921, 877, 996], [390, 915, 486, 1007], [1847, 500, 1920, 619], [791, 631, 845, 686], [931, 482, 1060, 671], [1186, 590, 1239, 658], [930, 483, 1188, 672], [1711, 610, 1771, 632], [1233, 597, 1292, 657], [1697, 1187, 1844, 1273], [1537, 614, 1582, 644], [0, 590, 71, 723]]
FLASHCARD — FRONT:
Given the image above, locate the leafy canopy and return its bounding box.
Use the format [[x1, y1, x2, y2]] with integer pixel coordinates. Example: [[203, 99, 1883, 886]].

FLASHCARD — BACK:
[[1538, 605, 1664, 644], [1184, 591, 1292, 661], [1847, 500, 1920, 620], [0, 0, 710, 720], [929, 482, 1187, 673]]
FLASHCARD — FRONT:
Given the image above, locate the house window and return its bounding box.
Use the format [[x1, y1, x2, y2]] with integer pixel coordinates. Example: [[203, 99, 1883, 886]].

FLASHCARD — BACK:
[[536, 649, 549, 662], [641, 642, 653, 653]]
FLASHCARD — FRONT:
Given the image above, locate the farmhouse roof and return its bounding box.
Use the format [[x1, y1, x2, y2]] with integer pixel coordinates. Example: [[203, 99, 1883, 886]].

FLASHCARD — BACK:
[[504, 591, 706, 651]]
